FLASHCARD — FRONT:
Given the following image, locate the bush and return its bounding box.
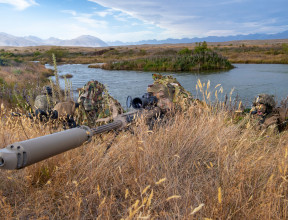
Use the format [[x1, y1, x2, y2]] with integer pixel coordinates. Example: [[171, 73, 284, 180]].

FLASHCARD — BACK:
[[103, 49, 234, 72], [282, 43, 288, 54], [0, 57, 10, 66], [178, 48, 192, 55], [44, 48, 69, 62], [194, 41, 211, 54]]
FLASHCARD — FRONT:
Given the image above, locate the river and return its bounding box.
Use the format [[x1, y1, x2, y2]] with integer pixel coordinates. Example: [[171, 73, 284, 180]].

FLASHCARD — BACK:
[[46, 64, 288, 108]]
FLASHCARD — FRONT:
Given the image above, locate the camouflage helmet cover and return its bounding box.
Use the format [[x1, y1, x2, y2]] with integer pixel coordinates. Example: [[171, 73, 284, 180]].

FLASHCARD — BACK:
[[78, 80, 105, 111], [42, 86, 52, 95], [147, 74, 193, 111], [254, 94, 276, 108]]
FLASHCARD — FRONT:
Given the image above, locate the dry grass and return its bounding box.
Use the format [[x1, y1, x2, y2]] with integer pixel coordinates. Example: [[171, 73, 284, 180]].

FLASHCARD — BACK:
[[0, 60, 54, 109], [0, 99, 288, 219], [0, 62, 52, 85]]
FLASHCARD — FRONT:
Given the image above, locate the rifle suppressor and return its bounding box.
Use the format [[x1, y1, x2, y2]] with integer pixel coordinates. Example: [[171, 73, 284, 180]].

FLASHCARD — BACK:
[[0, 126, 92, 170]]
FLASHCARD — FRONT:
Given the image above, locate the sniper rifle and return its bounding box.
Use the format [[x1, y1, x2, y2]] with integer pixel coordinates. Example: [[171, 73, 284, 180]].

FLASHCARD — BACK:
[[0, 93, 159, 170]]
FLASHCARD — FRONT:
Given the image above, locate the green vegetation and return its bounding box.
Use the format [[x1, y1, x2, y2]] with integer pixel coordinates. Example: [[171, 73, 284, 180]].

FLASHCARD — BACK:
[[43, 48, 69, 62], [102, 42, 233, 72], [0, 57, 10, 66], [282, 43, 288, 54]]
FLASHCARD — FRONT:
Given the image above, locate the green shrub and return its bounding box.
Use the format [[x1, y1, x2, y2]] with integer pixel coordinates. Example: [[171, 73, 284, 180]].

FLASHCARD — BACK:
[[194, 41, 211, 54], [103, 50, 233, 72], [33, 51, 42, 57], [139, 49, 147, 55], [282, 43, 288, 54], [44, 48, 69, 62], [0, 57, 9, 66], [178, 48, 192, 55]]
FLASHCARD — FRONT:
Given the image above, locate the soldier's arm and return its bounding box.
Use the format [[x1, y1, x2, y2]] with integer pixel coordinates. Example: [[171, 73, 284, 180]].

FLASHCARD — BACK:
[[260, 111, 280, 132]]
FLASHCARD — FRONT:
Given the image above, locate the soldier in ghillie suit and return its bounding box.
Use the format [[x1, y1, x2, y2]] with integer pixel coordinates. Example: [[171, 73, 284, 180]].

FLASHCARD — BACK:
[[250, 94, 288, 132], [34, 86, 55, 121], [147, 74, 194, 112], [75, 80, 124, 127]]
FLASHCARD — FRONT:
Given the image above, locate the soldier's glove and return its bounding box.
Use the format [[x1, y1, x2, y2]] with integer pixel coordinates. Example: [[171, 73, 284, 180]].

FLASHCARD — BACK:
[[50, 110, 58, 119], [35, 109, 48, 121]]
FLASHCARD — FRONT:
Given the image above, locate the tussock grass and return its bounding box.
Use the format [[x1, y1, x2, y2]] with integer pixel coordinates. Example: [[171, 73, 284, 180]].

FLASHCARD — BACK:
[[0, 61, 53, 108], [0, 101, 288, 219]]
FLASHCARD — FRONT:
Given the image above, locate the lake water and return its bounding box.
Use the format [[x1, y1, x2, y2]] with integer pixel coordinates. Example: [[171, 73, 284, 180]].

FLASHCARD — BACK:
[[46, 64, 288, 108]]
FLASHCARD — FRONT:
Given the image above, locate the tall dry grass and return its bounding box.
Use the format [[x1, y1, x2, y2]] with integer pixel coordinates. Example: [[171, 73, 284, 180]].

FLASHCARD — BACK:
[[0, 100, 288, 219]]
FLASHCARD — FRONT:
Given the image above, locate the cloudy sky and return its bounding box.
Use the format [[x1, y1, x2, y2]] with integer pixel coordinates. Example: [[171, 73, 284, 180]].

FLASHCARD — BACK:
[[0, 0, 287, 42]]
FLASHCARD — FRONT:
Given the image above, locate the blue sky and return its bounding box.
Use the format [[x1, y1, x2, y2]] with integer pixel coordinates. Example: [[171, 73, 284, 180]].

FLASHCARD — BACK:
[[0, 0, 287, 42]]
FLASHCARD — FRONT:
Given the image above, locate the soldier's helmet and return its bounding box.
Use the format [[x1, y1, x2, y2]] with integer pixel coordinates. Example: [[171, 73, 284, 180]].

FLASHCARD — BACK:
[[42, 86, 52, 96], [254, 94, 276, 108]]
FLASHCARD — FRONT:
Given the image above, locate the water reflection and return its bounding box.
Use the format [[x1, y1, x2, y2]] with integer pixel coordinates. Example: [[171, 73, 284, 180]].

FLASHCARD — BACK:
[[47, 63, 288, 107]]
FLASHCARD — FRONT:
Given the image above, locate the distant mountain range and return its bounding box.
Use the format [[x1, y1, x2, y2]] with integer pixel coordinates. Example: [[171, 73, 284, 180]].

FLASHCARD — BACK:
[[0, 31, 288, 47], [0, 32, 108, 47], [108, 31, 288, 46]]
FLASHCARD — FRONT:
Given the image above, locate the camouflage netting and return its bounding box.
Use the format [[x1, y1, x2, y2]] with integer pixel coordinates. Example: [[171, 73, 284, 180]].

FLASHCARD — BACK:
[[76, 80, 123, 126]]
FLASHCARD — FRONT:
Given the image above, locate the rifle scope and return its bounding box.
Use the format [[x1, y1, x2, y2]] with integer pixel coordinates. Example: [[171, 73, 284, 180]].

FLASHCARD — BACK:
[[131, 93, 157, 109]]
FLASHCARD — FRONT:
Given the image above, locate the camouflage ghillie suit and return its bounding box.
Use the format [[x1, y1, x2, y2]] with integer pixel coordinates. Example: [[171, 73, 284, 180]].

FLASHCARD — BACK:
[[147, 74, 193, 112], [249, 94, 288, 132], [76, 80, 123, 127]]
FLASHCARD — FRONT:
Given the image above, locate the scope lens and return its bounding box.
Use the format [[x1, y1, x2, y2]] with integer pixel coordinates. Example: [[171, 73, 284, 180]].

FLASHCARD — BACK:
[[0, 157, 4, 166], [132, 98, 142, 109]]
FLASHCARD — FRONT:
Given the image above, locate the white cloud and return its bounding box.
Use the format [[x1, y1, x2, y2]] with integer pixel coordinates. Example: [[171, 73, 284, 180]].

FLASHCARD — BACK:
[[61, 10, 109, 29], [88, 0, 287, 38], [74, 15, 108, 28], [0, 0, 38, 10], [94, 9, 115, 17]]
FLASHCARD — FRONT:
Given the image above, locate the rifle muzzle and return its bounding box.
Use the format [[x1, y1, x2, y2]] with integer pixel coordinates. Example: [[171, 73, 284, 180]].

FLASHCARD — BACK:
[[0, 126, 92, 170]]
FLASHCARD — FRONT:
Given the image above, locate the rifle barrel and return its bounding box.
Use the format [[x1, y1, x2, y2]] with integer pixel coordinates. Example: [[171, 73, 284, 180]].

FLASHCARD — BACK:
[[91, 120, 123, 135]]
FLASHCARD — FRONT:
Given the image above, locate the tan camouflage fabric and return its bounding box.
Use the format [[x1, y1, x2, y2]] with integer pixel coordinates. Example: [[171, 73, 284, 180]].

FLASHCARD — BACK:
[[34, 94, 54, 112], [53, 101, 76, 118], [147, 74, 193, 111], [76, 80, 123, 127]]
